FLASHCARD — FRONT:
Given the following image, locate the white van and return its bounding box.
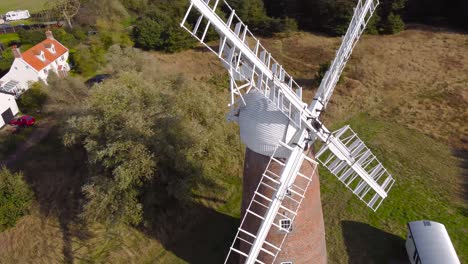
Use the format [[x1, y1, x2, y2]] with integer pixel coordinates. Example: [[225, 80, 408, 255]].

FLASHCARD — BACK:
[[406, 220, 460, 264], [5, 10, 31, 21]]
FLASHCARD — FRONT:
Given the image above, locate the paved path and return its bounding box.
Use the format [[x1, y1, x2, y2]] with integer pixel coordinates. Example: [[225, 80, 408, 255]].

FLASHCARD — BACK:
[[0, 118, 55, 167]]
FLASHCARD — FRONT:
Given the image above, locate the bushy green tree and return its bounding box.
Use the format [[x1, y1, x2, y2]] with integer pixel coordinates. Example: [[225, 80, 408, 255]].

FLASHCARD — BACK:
[[0, 48, 14, 74], [70, 42, 106, 77], [18, 82, 48, 114], [384, 12, 405, 34], [132, 11, 195, 52], [231, 0, 271, 30], [44, 74, 89, 116], [63, 72, 158, 224], [0, 167, 33, 231], [17, 30, 45, 45], [132, 17, 165, 50], [314, 61, 330, 85], [60, 46, 242, 225]]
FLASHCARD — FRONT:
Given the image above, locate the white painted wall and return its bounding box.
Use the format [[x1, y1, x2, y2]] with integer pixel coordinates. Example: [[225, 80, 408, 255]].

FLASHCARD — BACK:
[[0, 93, 19, 127], [0, 58, 38, 93], [0, 48, 70, 95]]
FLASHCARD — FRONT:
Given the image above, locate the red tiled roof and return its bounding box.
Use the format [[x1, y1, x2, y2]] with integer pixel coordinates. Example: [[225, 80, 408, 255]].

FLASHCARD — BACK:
[[21, 38, 68, 71]]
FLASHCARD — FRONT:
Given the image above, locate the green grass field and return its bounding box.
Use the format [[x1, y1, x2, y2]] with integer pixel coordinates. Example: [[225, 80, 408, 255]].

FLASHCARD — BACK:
[[0, 33, 19, 45], [320, 113, 466, 263], [0, 0, 47, 14]]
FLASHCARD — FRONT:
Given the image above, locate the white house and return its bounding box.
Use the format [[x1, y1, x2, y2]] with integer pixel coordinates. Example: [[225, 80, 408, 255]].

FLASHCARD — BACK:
[[5, 10, 30, 21], [0, 91, 19, 127], [0, 30, 70, 96]]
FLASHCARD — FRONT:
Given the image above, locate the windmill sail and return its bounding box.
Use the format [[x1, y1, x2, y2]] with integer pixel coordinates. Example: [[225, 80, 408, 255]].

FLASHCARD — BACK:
[[180, 0, 308, 129], [316, 126, 395, 211], [309, 0, 379, 117]]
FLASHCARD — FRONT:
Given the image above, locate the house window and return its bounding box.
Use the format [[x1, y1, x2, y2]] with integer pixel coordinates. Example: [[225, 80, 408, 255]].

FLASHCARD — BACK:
[[25, 65, 29, 69], [279, 219, 292, 232], [14, 67, 18, 70], [61, 55, 64, 61], [286, 189, 292, 196], [43, 69, 48, 74]]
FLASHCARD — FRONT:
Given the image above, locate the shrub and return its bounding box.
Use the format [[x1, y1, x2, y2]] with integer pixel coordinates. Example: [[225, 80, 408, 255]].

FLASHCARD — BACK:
[[384, 13, 405, 34], [17, 29, 44, 45], [132, 11, 195, 52], [18, 82, 47, 114], [71, 43, 106, 77], [314, 61, 331, 85], [0, 167, 33, 231]]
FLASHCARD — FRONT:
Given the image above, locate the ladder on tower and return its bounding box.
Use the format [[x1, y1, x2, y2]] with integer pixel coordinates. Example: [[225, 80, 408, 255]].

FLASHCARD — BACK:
[[225, 142, 317, 263]]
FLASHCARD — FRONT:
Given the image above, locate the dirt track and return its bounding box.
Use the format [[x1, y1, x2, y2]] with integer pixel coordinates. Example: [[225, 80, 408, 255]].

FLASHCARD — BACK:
[[0, 118, 55, 167]]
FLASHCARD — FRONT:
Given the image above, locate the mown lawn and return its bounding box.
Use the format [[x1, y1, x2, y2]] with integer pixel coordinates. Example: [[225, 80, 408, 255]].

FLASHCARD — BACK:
[[0, 33, 19, 45], [0, 0, 47, 14], [319, 113, 466, 263]]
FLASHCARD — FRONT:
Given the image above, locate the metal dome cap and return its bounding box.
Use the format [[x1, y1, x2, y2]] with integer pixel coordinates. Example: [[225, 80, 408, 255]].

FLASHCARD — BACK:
[[238, 90, 299, 158]]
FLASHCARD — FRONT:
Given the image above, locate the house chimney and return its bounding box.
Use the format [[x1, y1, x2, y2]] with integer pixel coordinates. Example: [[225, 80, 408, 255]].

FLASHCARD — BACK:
[[45, 30, 54, 39], [11, 45, 22, 59]]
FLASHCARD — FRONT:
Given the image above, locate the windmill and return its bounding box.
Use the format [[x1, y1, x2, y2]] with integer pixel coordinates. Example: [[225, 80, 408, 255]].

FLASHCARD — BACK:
[[180, 0, 395, 263]]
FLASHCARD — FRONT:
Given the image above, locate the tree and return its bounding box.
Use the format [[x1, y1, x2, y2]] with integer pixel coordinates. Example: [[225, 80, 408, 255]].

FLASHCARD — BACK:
[[59, 47, 242, 225], [0, 167, 33, 231], [63, 71, 159, 224], [18, 82, 48, 114], [233, 0, 271, 30], [132, 10, 195, 52], [0, 48, 14, 75], [132, 17, 165, 50], [18, 29, 45, 45], [70, 43, 106, 77], [44, 74, 89, 116], [384, 12, 405, 34], [46, 0, 81, 29]]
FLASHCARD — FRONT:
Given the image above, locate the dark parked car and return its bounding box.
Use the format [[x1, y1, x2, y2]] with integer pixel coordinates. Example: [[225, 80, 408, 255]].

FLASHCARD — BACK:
[[85, 74, 112, 87], [9, 115, 35, 127]]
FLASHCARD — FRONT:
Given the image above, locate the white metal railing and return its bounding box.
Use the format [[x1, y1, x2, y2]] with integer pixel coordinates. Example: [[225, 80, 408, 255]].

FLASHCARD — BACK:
[[316, 126, 395, 210], [309, 0, 379, 117], [181, 0, 307, 129]]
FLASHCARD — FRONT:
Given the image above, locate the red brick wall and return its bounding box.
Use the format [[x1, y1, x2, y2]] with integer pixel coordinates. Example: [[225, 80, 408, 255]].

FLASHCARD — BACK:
[[239, 148, 327, 263]]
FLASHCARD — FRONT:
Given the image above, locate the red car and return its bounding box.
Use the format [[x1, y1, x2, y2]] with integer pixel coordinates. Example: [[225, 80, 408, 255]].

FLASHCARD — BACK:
[[9, 115, 36, 127]]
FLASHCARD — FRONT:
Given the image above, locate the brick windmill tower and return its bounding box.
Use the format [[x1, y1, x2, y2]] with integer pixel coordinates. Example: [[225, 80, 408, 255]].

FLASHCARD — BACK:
[[180, 0, 395, 263]]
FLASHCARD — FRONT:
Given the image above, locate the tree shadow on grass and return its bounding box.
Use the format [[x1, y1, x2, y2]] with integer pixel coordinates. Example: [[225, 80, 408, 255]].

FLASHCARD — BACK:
[[8, 129, 91, 264], [451, 144, 467, 205], [341, 221, 409, 264], [141, 194, 239, 263]]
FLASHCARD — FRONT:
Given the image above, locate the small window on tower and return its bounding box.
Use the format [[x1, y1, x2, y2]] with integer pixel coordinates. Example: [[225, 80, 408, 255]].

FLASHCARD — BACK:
[[279, 219, 292, 232]]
